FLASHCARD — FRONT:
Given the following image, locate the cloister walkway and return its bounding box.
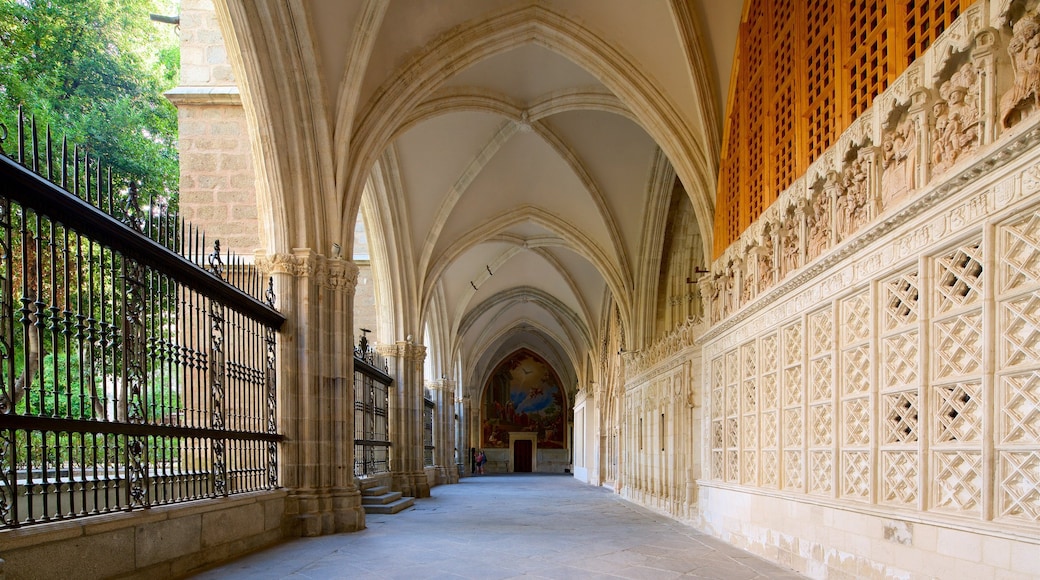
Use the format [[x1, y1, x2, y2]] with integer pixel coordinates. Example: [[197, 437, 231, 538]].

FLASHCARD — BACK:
[[191, 474, 805, 579]]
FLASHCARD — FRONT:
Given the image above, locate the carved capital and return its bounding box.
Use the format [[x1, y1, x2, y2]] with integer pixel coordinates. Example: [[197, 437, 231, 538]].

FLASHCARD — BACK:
[[255, 251, 300, 276], [326, 260, 360, 292]]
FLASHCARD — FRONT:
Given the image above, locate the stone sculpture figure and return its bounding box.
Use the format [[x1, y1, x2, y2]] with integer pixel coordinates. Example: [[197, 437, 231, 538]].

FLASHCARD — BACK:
[[781, 218, 800, 277], [881, 115, 917, 205], [807, 193, 831, 260], [933, 65, 981, 173], [757, 232, 774, 294], [1001, 12, 1040, 128]]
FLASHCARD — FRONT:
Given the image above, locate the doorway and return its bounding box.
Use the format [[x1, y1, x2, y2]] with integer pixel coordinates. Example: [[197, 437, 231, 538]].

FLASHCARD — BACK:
[[513, 439, 533, 472]]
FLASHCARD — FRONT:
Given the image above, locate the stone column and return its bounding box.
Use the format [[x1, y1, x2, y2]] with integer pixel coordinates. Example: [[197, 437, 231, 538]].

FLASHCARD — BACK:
[[376, 341, 431, 498], [257, 250, 364, 536], [430, 378, 458, 484], [459, 395, 473, 475]]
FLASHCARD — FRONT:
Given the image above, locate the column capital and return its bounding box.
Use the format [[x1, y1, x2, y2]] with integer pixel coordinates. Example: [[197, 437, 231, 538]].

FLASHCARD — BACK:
[[255, 250, 359, 292], [375, 342, 427, 362], [326, 259, 359, 292]]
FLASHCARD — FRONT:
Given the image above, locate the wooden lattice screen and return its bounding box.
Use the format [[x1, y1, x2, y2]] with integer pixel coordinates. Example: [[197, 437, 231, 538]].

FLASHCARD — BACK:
[[713, 0, 973, 257]]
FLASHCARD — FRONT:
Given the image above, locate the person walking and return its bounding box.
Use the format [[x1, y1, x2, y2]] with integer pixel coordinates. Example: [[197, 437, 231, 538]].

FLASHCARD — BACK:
[[475, 449, 486, 475]]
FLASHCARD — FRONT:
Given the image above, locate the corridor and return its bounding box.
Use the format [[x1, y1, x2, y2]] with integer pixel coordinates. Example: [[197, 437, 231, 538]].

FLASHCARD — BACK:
[[192, 475, 805, 579]]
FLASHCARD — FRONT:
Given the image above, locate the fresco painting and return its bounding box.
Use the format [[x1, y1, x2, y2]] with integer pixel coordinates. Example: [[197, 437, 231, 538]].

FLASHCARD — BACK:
[[481, 349, 567, 449]]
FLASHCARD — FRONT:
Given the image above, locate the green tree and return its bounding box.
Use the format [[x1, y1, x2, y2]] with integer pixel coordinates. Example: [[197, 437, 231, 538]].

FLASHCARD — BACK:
[[0, 0, 180, 202]]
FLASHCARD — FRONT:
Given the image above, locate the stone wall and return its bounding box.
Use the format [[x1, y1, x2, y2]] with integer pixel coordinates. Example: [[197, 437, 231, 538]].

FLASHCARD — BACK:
[[0, 491, 286, 580], [688, 3, 1040, 578]]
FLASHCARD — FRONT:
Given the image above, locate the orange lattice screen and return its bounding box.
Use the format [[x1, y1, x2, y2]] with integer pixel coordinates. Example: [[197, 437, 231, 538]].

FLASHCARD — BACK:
[[713, 0, 975, 258]]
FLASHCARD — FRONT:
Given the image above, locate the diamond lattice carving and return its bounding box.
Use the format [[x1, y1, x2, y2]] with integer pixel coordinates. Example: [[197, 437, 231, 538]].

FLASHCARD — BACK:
[[762, 334, 779, 373], [810, 356, 833, 401], [784, 408, 803, 446], [783, 366, 803, 406], [933, 451, 983, 512], [1000, 210, 1040, 293], [883, 391, 919, 444], [934, 382, 983, 444], [743, 416, 758, 448], [810, 404, 833, 445], [762, 411, 778, 448], [935, 242, 984, 313], [742, 343, 758, 379], [809, 310, 834, 356], [726, 384, 739, 416], [998, 451, 1040, 522], [842, 292, 872, 346], [743, 451, 758, 484], [726, 418, 739, 448], [934, 311, 982, 378], [1002, 370, 1040, 443], [743, 379, 758, 414], [727, 450, 739, 481], [1002, 292, 1040, 366], [843, 345, 871, 395], [881, 451, 919, 505], [883, 271, 920, 331], [712, 420, 724, 449], [844, 398, 871, 446], [712, 451, 724, 480], [762, 451, 779, 487], [712, 357, 725, 390], [762, 373, 778, 410], [726, 350, 738, 385], [784, 450, 803, 490], [711, 387, 724, 420], [882, 331, 919, 389], [784, 322, 803, 366], [843, 451, 871, 499], [810, 451, 833, 494]]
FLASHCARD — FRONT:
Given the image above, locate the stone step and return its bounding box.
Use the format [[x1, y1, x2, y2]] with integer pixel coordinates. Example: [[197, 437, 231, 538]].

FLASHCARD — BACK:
[[361, 485, 391, 497], [363, 496, 414, 515], [362, 491, 403, 505]]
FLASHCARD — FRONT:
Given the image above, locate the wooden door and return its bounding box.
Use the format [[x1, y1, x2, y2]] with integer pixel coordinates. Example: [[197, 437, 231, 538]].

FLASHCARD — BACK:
[[513, 440, 533, 472]]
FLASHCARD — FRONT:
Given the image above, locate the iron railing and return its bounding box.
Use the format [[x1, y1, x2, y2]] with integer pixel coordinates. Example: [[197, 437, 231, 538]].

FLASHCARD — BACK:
[[0, 109, 285, 529], [423, 397, 434, 467], [353, 333, 391, 477]]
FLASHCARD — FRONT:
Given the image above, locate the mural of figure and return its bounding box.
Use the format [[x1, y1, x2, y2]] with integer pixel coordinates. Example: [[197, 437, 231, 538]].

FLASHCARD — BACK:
[[881, 115, 917, 205], [481, 350, 567, 450], [1000, 12, 1040, 128], [807, 194, 831, 260]]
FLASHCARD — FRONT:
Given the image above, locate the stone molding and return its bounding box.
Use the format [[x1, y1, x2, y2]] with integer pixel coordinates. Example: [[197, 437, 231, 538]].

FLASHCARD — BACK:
[[624, 316, 705, 382], [164, 86, 242, 106]]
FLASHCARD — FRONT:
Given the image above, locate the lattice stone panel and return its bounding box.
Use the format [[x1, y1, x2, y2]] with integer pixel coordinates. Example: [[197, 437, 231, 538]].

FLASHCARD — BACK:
[[785, 450, 804, 490], [761, 334, 779, 374], [712, 420, 725, 449], [712, 450, 725, 480], [726, 418, 739, 449], [1000, 209, 1040, 293], [743, 451, 758, 485], [743, 379, 758, 414], [935, 241, 984, 313], [933, 311, 983, 379], [743, 342, 758, 379], [842, 451, 871, 499], [784, 408, 803, 447], [810, 404, 834, 446], [809, 310, 834, 356], [842, 345, 871, 395], [762, 373, 778, 410], [726, 384, 739, 416], [1002, 291, 1040, 367], [762, 411, 778, 448], [998, 451, 1040, 523], [810, 356, 833, 401], [726, 349, 739, 385], [784, 322, 803, 366], [743, 416, 758, 449], [1001, 370, 1040, 443], [843, 398, 872, 446], [762, 450, 779, 488], [933, 451, 983, 513], [841, 292, 872, 346], [883, 391, 919, 444], [810, 451, 833, 494], [727, 450, 739, 481], [712, 386, 725, 420], [882, 331, 919, 389], [933, 382, 983, 444], [883, 271, 920, 331], [881, 450, 919, 505], [784, 366, 804, 406], [712, 357, 726, 390]]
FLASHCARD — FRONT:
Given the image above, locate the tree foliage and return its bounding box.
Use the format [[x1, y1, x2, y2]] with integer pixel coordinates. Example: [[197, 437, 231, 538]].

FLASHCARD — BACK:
[[0, 0, 180, 202]]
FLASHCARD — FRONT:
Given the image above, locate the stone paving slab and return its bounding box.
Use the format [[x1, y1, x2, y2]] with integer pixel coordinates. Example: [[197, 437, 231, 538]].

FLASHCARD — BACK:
[[190, 474, 806, 579]]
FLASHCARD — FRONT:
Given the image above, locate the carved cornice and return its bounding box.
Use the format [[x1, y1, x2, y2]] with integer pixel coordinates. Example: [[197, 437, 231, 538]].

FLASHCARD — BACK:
[[624, 316, 706, 381]]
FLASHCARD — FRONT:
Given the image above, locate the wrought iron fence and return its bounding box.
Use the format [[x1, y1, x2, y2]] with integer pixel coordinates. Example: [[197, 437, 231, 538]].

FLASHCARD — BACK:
[[353, 333, 391, 477], [0, 109, 284, 529], [423, 397, 434, 467]]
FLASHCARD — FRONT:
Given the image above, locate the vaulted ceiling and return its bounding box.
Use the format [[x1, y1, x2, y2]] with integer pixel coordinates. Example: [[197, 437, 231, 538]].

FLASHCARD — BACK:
[[219, 0, 741, 393]]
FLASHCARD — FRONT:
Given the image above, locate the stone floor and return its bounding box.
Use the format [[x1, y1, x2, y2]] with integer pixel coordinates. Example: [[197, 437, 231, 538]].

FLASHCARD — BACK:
[[191, 474, 806, 579]]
